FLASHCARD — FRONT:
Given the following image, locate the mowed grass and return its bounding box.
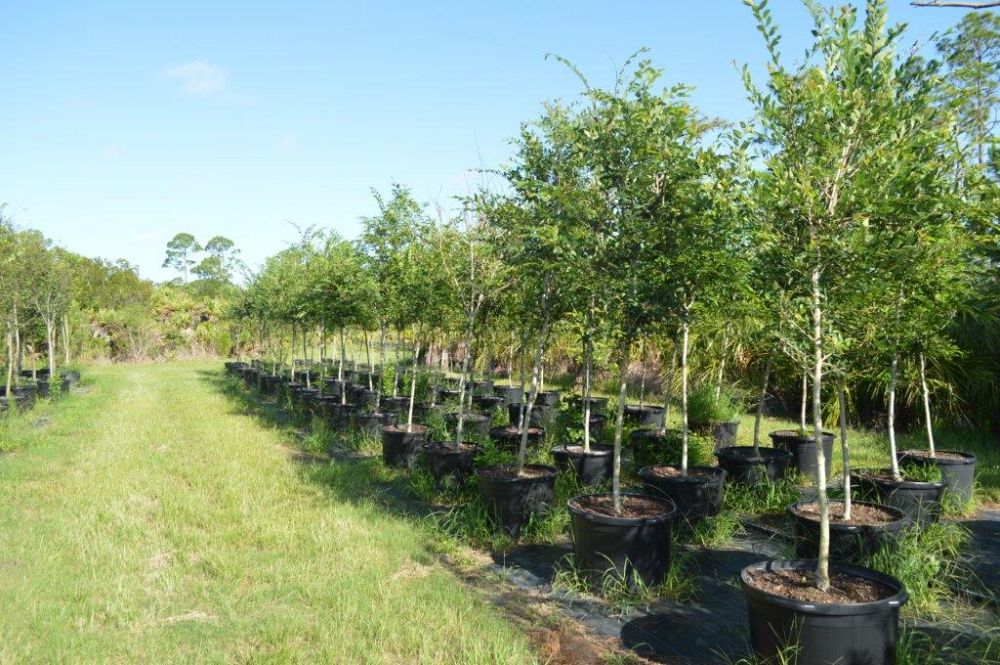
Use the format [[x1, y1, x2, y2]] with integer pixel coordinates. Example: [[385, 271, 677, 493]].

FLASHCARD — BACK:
[[0, 362, 535, 664]]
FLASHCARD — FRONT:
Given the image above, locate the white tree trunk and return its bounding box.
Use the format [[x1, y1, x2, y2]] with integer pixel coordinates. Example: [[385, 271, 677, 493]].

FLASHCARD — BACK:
[[612, 337, 630, 513], [919, 352, 936, 456], [811, 267, 830, 593], [753, 357, 773, 455], [681, 321, 691, 475], [839, 378, 852, 521], [888, 354, 900, 479]]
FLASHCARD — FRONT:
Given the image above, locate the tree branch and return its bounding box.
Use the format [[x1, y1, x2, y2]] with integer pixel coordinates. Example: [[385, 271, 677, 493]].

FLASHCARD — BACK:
[[911, 1, 1000, 8]]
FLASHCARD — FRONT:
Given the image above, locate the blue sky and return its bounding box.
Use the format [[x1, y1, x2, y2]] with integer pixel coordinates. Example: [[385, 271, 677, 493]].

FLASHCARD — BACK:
[[0, 1, 978, 282]]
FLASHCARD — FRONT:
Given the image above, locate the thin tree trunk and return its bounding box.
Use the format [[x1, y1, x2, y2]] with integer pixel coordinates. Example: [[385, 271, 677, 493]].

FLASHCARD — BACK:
[[407, 339, 421, 433], [612, 337, 630, 513], [517, 286, 551, 474], [888, 354, 900, 479], [46, 319, 56, 381], [811, 267, 830, 593], [715, 330, 728, 399], [377, 325, 387, 413], [364, 330, 373, 391], [339, 328, 347, 405], [800, 370, 808, 432], [639, 339, 646, 409], [680, 320, 691, 475], [583, 332, 593, 452], [660, 344, 677, 436], [753, 357, 773, 455], [5, 328, 13, 399], [839, 378, 852, 521], [919, 352, 936, 456], [62, 314, 70, 365]]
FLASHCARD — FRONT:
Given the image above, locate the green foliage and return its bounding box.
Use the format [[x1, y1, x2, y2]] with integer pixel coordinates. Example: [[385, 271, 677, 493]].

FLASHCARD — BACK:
[[687, 383, 743, 426]]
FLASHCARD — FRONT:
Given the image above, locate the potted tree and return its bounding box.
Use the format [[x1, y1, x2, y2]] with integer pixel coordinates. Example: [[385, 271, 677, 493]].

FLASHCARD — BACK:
[[735, 2, 959, 660]]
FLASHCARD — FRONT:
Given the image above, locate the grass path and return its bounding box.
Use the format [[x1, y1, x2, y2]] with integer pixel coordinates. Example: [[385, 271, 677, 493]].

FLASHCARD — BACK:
[[0, 362, 535, 664]]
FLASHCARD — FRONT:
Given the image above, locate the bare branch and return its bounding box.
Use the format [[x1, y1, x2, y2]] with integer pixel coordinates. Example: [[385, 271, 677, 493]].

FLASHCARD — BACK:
[[911, 1, 1000, 8]]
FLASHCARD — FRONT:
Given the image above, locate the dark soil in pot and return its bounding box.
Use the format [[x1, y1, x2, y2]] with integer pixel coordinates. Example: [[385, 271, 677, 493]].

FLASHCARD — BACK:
[[624, 405, 665, 428], [741, 559, 908, 665], [551, 444, 614, 486], [489, 426, 546, 451], [381, 425, 428, 470], [472, 395, 505, 414], [770, 429, 835, 483], [638, 465, 725, 526], [851, 469, 945, 527], [568, 493, 677, 588], [789, 500, 905, 563], [445, 412, 491, 437], [897, 449, 977, 506], [476, 464, 558, 538], [421, 442, 478, 487], [716, 446, 793, 484], [494, 385, 523, 406], [353, 412, 397, 434]]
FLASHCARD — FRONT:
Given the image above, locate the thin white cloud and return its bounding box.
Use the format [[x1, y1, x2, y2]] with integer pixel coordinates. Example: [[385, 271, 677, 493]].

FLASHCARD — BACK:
[[101, 143, 123, 160], [278, 133, 300, 152], [165, 60, 228, 96]]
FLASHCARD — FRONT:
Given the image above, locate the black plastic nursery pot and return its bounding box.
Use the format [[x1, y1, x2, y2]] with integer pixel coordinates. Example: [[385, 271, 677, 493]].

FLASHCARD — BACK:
[[586, 414, 608, 441], [897, 450, 977, 506], [323, 378, 346, 397], [380, 396, 411, 415], [551, 444, 614, 486], [638, 465, 726, 525], [352, 411, 397, 435], [741, 559, 908, 665], [61, 369, 81, 385], [494, 385, 524, 406], [571, 395, 609, 415], [472, 395, 505, 414], [709, 420, 740, 449], [716, 446, 793, 484], [476, 464, 558, 537], [789, 500, 906, 563], [324, 403, 356, 428], [411, 402, 443, 421], [421, 442, 478, 487], [851, 469, 945, 527], [568, 493, 677, 587], [537, 390, 561, 407], [352, 388, 378, 409], [624, 404, 665, 428], [381, 425, 428, 470], [438, 388, 462, 403], [445, 412, 491, 437], [770, 429, 835, 482], [507, 403, 556, 430], [489, 426, 546, 451]]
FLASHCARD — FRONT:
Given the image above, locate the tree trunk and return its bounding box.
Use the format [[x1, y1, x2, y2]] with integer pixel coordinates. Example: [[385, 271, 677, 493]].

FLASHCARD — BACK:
[[583, 332, 593, 453], [715, 330, 728, 399], [753, 357, 773, 455], [612, 337, 630, 513], [888, 354, 900, 480], [46, 319, 56, 381], [364, 330, 373, 391], [680, 320, 691, 475], [919, 352, 936, 456], [339, 328, 348, 405], [800, 370, 808, 432], [811, 267, 830, 593], [377, 325, 387, 413], [5, 327, 13, 399], [659, 344, 677, 436], [839, 378, 852, 521], [639, 339, 647, 409], [62, 314, 71, 365], [407, 339, 421, 433], [517, 288, 551, 474]]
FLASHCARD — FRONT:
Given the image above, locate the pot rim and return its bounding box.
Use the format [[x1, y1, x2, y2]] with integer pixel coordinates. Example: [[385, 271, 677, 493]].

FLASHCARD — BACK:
[[787, 499, 905, 530], [421, 441, 479, 455], [769, 429, 836, 442], [567, 492, 677, 526], [475, 463, 558, 484], [740, 559, 909, 615], [715, 445, 793, 462], [638, 465, 727, 484], [851, 468, 947, 490], [896, 449, 977, 466], [552, 443, 614, 457]]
